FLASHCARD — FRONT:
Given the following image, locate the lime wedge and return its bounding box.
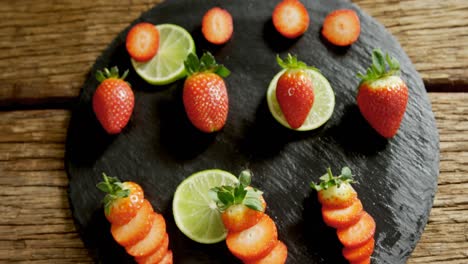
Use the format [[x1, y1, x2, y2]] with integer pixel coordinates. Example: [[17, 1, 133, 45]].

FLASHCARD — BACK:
[[131, 24, 195, 85], [267, 69, 335, 131], [173, 169, 238, 244]]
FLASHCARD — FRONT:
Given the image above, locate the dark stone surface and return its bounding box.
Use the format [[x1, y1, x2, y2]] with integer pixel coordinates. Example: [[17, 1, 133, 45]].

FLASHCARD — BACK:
[[65, 0, 440, 263]]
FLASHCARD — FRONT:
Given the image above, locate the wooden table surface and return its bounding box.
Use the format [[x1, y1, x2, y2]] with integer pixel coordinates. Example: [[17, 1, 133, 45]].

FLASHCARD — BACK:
[[0, 0, 466, 263]]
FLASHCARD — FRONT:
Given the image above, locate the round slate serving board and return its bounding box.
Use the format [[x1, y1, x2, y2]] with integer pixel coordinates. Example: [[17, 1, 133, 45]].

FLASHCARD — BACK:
[[65, 0, 439, 263]]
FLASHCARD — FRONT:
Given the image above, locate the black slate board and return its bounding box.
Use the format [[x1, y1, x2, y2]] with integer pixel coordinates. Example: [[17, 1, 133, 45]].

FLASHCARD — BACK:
[[65, 0, 440, 263]]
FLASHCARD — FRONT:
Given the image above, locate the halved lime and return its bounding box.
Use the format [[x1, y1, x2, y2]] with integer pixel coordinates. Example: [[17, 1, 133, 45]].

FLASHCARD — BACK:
[[131, 24, 195, 85], [173, 169, 238, 244], [267, 69, 335, 131]]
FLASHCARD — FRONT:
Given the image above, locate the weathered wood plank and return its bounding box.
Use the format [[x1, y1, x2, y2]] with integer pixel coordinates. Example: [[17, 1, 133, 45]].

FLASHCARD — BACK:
[[0, 93, 465, 262], [0, 0, 466, 105]]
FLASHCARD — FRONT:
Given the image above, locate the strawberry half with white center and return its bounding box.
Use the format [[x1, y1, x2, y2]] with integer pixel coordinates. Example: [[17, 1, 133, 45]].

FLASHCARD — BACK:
[[272, 0, 310, 39], [93, 67, 134, 134], [357, 49, 409, 138], [275, 54, 316, 129], [183, 52, 230, 133]]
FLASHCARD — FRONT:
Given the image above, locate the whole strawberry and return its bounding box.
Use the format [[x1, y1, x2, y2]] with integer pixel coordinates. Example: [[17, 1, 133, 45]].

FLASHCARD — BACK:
[[183, 52, 230, 133], [357, 49, 408, 138], [93, 67, 134, 134], [276, 54, 316, 129]]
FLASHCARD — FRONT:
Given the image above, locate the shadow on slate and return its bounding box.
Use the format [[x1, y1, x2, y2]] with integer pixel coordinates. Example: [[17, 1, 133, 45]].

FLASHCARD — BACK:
[[65, 0, 439, 263]]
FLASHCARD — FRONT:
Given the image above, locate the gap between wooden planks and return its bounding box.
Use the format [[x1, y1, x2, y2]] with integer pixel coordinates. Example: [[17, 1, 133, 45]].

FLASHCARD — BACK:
[[0, 93, 466, 263]]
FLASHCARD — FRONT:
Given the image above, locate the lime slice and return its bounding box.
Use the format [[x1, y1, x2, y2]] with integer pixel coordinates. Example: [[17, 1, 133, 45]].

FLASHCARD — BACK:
[[267, 69, 335, 131], [131, 24, 195, 85], [173, 169, 238, 244]]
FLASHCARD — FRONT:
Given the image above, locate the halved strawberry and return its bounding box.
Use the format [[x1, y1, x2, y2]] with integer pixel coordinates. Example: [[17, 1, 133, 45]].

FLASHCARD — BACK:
[[246, 240, 288, 264], [311, 167, 358, 208], [126, 212, 166, 257], [97, 174, 145, 226], [159, 250, 173, 264], [322, 198, 364, 229], [322, 9, 360, 46], [337, 212, 376, 248], [350, 256, 371, 264], [126, 22, 160, 62], [343, 238, 375, 262], [226, 214, 278, 262], [135, 233, 169, 264], [272, 0, 310, 39], [111, 199, 154, 247], [202, 7, 233, 45]]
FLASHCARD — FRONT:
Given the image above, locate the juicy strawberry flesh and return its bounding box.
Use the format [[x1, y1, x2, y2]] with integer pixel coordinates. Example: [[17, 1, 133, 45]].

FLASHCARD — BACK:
[[350, 256, 371, 264], [202, 7, 233, 45], [135, 233, 169, 264], [159, 250, 173, 264], [337, 212, 376, 248], [111, 200, 154, 247], [357, 76, 409, 138], [322, 9, 360, 46], [343, 237, 375, 262], [183, 73, 229, 133], [246, 240, 288, 264], [226, 214, 278, 261], [106, 182, 145, 226], [322, 198, 364, 229], [93, 78, 134, 134], [273, 0, 310, 39], [126, 212, 166, 257], [126, 22, 159, 62], [317, 184, 358, 209], [276, 70, 314, 129]]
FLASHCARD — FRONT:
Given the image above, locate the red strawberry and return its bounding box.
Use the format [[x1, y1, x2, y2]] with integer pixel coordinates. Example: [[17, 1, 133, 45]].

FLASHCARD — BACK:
[[275, 54, 316, 129], [202, 7, 233, 45], [272, 0, 310, 39], [159, 250, 173, 264], [96, 174, 145, 226], [126, 212, 166, 257], [93, 67, 134, 134], [226, 214, 278, 262], [322, 9, 361, 46], [135, 233, 169, 264], [126, 22, 160, 62], [322, 198, 364, 229], [183, 52, 230, 132], [111, 199, 154, 247], [343, 238, 375, 262], [311, 167, 358, 208], [350, 256, 371, 264], [337, 212, 376, 248], [246, 240, 288, 264], [357, 49, 409, 138]]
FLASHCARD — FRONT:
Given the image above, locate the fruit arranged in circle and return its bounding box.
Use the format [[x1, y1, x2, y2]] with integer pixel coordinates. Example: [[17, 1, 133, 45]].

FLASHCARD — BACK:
[[183, 52, 230, 133], [311, 167, 376, 263], [267, 54, 335, 131], [357, 49, 409, 138], [131, 24, 195, 85], [126, 22, 160, 62], [322, 9, 361, 46], [93, 67, 134, 134], [97, 174, 172, 263], [202, 7, 234, 45], [272, 0, 310, 39]]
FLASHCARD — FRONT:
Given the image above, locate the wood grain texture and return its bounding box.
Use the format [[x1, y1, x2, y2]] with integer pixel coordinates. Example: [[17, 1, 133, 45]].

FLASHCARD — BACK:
[[0, 0, 466, 106], [0, 93, 465, 263]]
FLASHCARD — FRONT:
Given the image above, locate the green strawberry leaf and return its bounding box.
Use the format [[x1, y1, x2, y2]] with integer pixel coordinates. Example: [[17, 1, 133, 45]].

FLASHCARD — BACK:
[[184, 51, 230, 78], [358, 49, 401, 83], [277, 53, 319, 72], [310, 167, 355, 191], [96, 66, 128, 83]]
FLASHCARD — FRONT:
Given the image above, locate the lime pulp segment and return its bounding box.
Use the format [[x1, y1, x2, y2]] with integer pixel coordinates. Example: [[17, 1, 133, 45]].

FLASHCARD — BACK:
[[131, 24, 195, 85], [267, 69, 335, 131], [173, 169, 238, 244]]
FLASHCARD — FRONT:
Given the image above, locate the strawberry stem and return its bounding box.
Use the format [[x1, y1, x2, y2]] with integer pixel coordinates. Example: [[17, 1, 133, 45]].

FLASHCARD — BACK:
[[184, 52, 230, 78], [310, 167, 355, 191], [96, 66, 129, 83], [96, 173, 130, 215], [357, 49, 400, 83], [276, 53, 319, 72]]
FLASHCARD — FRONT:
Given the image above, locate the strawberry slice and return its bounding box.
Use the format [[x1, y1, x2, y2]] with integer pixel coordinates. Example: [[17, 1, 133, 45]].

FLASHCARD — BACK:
[[126, 212, 166, 257], [272, 0, 310, 39], [111, 199, 154, 247], [202, 7, 233, 45], [322, 9, 360, 46], [222, 198, 266, 232], [322, 198, 364, 229], [126, 22, 160, 62], [159, 250, 173, 264], [337, 212, 376, 248], [226, 214, 278, 261], [343, 238, 375, 262], [135, 233, 169, 264], [350, 256, 371, 264], [246, 240, 288, 264]]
